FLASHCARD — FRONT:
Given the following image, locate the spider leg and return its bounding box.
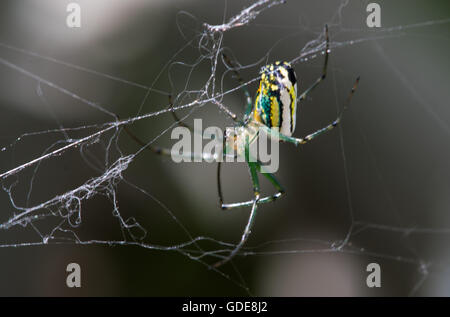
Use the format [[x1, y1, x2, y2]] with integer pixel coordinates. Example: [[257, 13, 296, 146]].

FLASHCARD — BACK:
[[168, 94, 194, 132], [218, 160, 285, 209], [262, 76, 360, 146], [118, 129, 217, 161], [213, 186, 259, 268], [214, 143, 261, 268], [121, 94, 209, 154], [297, 24, 329, 103], [214, 131, 287, 263], [222, 53, 252, 117], [117, 114, 165, 155]]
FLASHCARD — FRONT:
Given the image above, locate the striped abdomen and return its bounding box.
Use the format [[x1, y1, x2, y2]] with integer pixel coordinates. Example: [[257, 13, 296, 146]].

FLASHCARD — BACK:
[[253, 61, 298, 136]]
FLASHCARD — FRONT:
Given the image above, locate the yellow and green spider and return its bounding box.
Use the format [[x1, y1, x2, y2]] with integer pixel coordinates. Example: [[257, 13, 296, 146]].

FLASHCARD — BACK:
[[122, 25, 359, 268]]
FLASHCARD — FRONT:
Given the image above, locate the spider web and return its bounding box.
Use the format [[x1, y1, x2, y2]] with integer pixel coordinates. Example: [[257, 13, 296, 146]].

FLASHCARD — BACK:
[[0, 0, 450, 296]]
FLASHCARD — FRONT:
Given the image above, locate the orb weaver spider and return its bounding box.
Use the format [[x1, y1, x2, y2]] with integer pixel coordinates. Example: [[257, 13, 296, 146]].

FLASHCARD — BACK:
[[122, 25, 359, 268]]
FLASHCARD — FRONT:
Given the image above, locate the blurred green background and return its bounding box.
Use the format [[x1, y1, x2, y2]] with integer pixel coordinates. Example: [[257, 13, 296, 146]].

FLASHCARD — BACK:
[[0, 0, 450, 296]]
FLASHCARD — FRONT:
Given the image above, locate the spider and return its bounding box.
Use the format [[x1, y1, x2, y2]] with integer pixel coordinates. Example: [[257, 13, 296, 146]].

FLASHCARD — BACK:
[[121, 25, 359, 268]]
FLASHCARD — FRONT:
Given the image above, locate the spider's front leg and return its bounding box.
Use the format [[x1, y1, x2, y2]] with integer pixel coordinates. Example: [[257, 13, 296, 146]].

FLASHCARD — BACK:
[[221, 52, 253, 120], [297, 24, 329, 103]]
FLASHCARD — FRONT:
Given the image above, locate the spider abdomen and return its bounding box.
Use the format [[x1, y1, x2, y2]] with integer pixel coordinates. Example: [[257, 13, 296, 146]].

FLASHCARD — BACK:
[[253, 61, 297, 136]]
